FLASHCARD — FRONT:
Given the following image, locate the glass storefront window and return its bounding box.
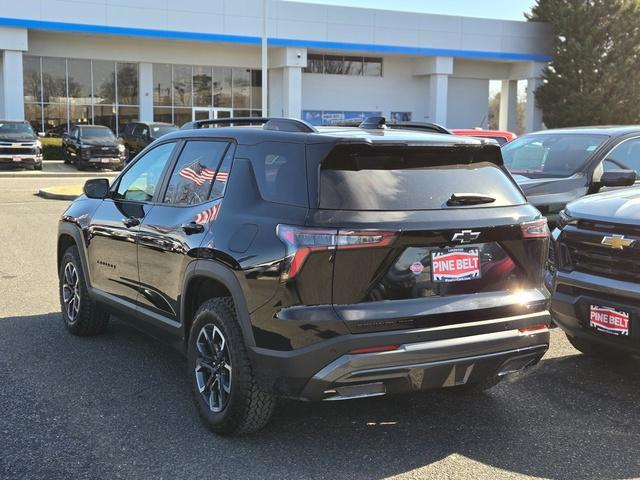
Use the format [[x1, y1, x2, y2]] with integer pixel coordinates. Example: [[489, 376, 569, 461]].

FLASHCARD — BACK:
[[42, 57, 66, 103], [214, 67, 232, 108], [251, 70, 262, 110], [344, 56, 363, 76], [24, 103, 42, 133], [93, 60, 116, 105], [232, 68, 250, 109], [173, 65, 192, 107], [118, 63, 139, 106], [69, 104, 92, 125], [363, 57, 383, 77], [153, 63, 172, 106], [23, 56, 41, 103], [43, 103, 68, 134], [173, 107, 192, 128], [67, 59, 92, 104], [94, 105, 117, 133], [193, 66, 213, 107], [118, 106, 139, 135], [153, 107, 173, 124]]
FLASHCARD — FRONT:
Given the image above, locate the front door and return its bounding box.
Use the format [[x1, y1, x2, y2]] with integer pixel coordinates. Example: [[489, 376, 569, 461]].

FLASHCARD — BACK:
[[137, 139, 232, 321], [86, 141, 178, 305]]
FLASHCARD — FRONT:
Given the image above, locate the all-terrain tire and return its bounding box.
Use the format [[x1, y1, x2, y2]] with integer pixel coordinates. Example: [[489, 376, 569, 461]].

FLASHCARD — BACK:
[[59, 245, 110, 336], [188, 297, 276, 435]]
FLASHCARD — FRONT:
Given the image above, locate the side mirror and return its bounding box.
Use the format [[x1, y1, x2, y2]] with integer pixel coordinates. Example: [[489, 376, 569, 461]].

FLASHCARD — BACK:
[[600, 169, 637, 188], [83, 178, 110, 199]]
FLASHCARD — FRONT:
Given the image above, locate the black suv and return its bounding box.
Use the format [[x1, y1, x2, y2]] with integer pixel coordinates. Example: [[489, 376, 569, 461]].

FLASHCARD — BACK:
[[548, 185, 640, 359], [0, 120, 42, 170], [57, 117, 551, 435], [63, 125, 126, 170], [120, 121, 178, 161]]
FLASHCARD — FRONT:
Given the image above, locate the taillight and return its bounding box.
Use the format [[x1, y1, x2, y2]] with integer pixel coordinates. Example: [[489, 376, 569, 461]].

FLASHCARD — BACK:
[[521, 218, 549, 239], [276, 224, 396, 279]]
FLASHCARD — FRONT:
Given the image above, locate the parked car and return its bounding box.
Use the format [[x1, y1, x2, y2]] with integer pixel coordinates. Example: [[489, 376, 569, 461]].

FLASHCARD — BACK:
[[57, 117, 551, 436], [548, 186, 640, 359], [502, 126, 640, 225], [120, 121, 178, 161], [452, 128, 517, 145], [0, 120, 43, 170], [63, 125, 126, 170]]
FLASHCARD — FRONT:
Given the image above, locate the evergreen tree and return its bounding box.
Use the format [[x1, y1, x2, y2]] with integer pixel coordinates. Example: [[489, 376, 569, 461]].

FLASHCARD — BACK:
[[528, 0, 640, 128]]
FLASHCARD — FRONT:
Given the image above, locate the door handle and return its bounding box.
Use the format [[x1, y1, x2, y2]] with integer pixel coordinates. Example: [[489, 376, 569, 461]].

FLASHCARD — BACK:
[[182, 222, 204, 235], [122, 217, 140, 228]]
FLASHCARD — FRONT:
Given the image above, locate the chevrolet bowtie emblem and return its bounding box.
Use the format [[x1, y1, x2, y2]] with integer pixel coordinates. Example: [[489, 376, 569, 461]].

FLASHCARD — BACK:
[[601, 234, 635, 250], [452, 230, 480, 244]]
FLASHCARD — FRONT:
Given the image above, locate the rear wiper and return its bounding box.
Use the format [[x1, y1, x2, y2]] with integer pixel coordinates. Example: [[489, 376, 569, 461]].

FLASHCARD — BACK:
[[447, 193, 496, 206]]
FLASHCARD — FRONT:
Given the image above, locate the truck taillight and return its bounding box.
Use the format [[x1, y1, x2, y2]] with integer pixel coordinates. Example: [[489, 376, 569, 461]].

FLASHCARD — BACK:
[[521, 218, 549, 239], [276, 224, 396, 279]]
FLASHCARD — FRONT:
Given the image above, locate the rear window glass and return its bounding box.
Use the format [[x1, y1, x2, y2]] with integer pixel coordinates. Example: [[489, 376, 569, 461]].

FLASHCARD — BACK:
[[320, 154, 525, 211], [249, 142, 307, 207]]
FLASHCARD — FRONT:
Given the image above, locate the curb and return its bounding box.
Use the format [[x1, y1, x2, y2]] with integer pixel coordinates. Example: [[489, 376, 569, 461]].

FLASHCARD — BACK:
[[37, 188, 81, 201]]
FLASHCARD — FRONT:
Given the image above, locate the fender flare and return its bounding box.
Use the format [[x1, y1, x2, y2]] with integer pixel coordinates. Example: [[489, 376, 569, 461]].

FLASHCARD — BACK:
[[58, 222, 93, 289], [181, 259, 256, 348]]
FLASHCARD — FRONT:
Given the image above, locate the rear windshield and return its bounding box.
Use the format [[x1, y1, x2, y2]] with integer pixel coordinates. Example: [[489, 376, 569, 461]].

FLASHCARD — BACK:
[[319, 147, 525, 211]]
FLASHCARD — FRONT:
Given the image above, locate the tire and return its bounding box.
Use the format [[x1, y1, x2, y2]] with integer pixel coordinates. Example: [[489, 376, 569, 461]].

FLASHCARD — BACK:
[[187, 297, 276, 436], [59, 245, 109, 336], [33, 162, 43, 171]]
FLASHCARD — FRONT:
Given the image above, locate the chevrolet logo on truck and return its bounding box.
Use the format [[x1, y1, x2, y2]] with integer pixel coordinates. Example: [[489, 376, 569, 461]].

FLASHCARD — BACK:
[[601, 234, 634, 250]]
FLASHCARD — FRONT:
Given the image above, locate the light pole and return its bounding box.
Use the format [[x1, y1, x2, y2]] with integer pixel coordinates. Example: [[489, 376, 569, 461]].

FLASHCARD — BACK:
[[261, 0, 268, 117]]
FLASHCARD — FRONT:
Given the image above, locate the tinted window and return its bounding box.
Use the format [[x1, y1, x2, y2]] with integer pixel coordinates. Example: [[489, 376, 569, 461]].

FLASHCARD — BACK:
[[502, 133, 608, 178], [163, 141, 228, 205], [249, 142, 307, 207], [318, 147, 524, 211], [81, 127, 115, 140], [210, 144, 235, 199], [0, 123, 35, 138], [114, 142, 175, 202], [604, 137, 640, 174]]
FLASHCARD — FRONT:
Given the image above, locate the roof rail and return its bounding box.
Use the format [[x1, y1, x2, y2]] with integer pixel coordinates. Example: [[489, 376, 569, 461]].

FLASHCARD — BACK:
[[180, 116, 317, 133]]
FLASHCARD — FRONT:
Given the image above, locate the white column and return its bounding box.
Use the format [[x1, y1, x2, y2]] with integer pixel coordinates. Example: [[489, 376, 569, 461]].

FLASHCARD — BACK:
[[2, 50, 24, 120], [499, 79, 518, 132], [138, 63, 154, 122], [428, 73, 448, 126], [282, 66, 302, 119], [525, 77, 543, 133]]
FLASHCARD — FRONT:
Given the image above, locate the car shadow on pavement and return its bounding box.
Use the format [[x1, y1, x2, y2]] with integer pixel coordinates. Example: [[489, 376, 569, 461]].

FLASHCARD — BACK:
[[1, 313, 639, 480]]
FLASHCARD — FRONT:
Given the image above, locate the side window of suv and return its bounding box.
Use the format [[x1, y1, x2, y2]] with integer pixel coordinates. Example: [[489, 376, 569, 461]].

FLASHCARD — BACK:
[[113, 142, 176, 202], [163, 140, 229, 206], [249, 142, 307, 207], [604, 137, 640, 174]]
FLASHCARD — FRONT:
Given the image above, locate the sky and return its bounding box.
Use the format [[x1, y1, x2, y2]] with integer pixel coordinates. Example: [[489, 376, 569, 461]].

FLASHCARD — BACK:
[[292, 0, 537, 21]]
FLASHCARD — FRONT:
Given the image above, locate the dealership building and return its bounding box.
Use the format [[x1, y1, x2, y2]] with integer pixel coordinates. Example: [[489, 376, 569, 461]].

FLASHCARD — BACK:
[[0, 0, 551, 136]]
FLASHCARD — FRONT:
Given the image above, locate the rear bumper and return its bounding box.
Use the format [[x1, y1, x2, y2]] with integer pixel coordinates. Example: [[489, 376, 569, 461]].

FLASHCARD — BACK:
[[250, 309, 550, 401], [551, 270, 640, 355]]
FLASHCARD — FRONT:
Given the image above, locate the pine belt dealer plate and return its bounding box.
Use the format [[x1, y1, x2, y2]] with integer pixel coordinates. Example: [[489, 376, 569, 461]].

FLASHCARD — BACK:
[[431, 247, 481, 283], [589, 305, 630, 336]]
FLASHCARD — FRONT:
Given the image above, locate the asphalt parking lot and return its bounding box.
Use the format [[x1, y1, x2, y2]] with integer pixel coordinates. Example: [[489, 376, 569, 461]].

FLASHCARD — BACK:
[[1, 175, 639, 480]]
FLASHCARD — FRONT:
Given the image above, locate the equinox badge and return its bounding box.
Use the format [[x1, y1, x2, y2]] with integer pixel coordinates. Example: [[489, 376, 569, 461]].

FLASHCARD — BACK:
[[451, 230, 480, 244], [601, 234, 634, 250]]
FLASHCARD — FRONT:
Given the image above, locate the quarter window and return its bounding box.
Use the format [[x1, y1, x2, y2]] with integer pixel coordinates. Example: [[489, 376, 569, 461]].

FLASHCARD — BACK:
[[249, 142, 307, 207], [114, 142, 176, 202], [163, 141, 229, 206]]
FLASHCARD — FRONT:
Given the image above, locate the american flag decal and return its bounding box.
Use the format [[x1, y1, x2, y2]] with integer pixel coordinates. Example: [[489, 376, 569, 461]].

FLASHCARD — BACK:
[[194, 203, 220, 225], [179, 161, 216, 186]]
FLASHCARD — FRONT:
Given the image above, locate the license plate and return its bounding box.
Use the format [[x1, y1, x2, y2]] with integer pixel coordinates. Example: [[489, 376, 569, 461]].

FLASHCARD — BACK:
[[12, 156, 22, 162], [431, 247, 481, 283], [589, 305, 630, 336], [100, 158, 113, 163]]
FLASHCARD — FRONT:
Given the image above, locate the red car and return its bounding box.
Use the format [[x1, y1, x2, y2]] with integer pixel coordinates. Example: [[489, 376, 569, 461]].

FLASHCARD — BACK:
[[452, 129, 517, 146]]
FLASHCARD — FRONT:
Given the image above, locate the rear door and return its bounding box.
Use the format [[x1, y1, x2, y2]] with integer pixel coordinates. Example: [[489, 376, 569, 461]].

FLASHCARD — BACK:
[[306, 143, 549, 333], [137, 139, 233, 322]]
